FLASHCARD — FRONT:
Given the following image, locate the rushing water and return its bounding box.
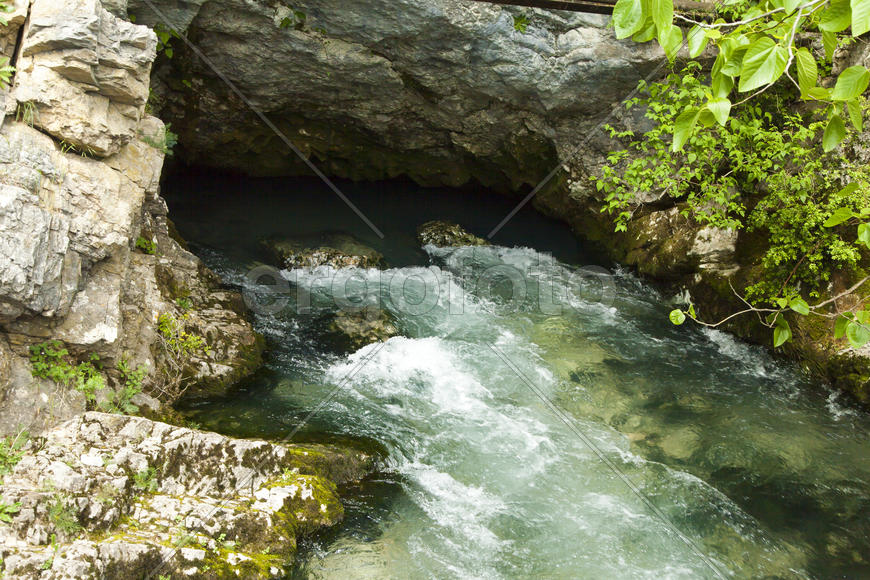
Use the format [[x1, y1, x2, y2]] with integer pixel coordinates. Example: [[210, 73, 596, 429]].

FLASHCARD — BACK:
[[166, 172, 870, 579]]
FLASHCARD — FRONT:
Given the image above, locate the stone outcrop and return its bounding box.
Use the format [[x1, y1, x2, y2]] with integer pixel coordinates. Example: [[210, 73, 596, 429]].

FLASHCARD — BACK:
[[417, 220, 489, 248], [0, 0, 264, 436], [263, 233, 384, 270], [13, 0, 157, 157], [130, 0, 662, 190], [0, 412, 374, 579]]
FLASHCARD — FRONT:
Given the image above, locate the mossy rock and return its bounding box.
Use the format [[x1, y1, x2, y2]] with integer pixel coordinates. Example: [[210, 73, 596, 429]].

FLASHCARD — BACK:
[[262, 233, 384, 270], [416, 221, 489, 247]]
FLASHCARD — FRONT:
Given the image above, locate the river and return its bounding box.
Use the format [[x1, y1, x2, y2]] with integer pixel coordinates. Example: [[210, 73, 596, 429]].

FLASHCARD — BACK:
[[165, 170, 870, 579]]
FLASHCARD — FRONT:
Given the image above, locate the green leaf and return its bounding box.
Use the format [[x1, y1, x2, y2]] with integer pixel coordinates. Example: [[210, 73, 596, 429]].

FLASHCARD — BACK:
[[821, 0, 852, 32], [688, 25, 708, 58], [858, 222, 870, 248], [672, 107, 700, 152], [854, 0, 870, 35], [652, 0, 673, 33], [807, 86, 831, 100], [795, 47, 817, 95], [706, 97, 731, 126], [831, 66, 870, 101], [846, 320, 870, 348], [822, 31, 838, 62], [784, 0, 801, 11], [739, 37, 788, 93], [712, 72, 734, 98], [633, 18, 657, 42], [669, 309, 686, 325], [789, 297, 810, 315], [613, 0, 646, 39], [847, 98, 864, 130], [658, 24, 683, 61], [776, 297, 789, 309], [773, 316, 792, 347], [835, 315, 850, 339], [823, 206, 856, 227], [823, 113, 846, 152]]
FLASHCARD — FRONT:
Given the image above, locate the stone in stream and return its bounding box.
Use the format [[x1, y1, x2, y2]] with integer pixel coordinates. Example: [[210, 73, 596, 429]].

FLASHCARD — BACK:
[[416, 221, 489, 248], [0, 412, 374, 579], [327, 308, 400, 352], [262, 233, 384, 270]]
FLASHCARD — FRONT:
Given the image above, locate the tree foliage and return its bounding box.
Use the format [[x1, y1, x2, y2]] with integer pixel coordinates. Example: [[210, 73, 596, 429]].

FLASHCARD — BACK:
[[604, 0, 870, 348]]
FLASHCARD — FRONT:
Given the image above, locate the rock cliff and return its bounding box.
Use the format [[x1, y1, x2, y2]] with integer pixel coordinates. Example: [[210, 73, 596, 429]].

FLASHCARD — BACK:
[[0, 0, 264, 436]]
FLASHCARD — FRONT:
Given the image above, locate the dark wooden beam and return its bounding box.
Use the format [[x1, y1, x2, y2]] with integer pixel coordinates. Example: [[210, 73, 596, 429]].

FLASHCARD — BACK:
[[471, 0, 714, 17]]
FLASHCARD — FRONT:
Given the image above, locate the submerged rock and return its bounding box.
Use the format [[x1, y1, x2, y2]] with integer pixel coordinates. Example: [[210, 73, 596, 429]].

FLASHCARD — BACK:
[[417, 221, 489, 248], [328, 309, 399, 351], [0, 412, 374, 579], [263, 234, 384, 270]]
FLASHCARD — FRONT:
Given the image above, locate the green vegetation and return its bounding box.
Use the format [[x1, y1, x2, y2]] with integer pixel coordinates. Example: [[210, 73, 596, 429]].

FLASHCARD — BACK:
[[30, 341, 149, 414], [605, 0, 870, 347], [29, 342, 106, 404], [0, 3, 13, 87], [0, 431, 27, 477], [132, 467, 158, 493], [175, 297, 193, 312], [154, 22, 180, 59], [140, 123, 178, 157], [0, 501, 20, 523], [513, 14, 531, 33], [15, 101, 36, 127], [158, 313, 209, 359], [48, 494, 81, 536], [136, 235, 157, 255], [100, 359, 148, 415], [280, 9, 307, 30]]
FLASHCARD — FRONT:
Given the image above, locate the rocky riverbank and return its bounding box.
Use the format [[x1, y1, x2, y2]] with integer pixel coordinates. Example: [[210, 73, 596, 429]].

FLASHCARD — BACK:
[[0, 412, 374, 578]]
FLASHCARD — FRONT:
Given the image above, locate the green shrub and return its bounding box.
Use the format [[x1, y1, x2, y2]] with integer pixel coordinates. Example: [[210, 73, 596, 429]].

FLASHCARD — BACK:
[[99, 359, 148, 415], [513, 14, 530, 33], [29, 342, 106, 404]]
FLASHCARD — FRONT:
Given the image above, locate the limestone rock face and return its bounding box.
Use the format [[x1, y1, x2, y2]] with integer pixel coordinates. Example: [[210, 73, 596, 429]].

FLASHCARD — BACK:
[[328, 308, 399, 351], [131, 0, 662, 189], [0, 412, 374, 579], [13, 0, 157, 157], [0, 0, 263, 434]]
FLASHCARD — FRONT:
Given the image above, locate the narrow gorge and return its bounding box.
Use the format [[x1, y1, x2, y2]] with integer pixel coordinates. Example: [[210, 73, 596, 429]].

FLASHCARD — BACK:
[[0, 0, 867, 578]]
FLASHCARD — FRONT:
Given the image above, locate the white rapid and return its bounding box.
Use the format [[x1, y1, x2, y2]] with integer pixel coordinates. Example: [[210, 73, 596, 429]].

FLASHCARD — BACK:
[[189, 243, 870, 580]]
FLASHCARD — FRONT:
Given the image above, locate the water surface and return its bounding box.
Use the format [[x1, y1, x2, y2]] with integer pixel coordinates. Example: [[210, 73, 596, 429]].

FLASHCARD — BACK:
[[165, 171, 870, 579]]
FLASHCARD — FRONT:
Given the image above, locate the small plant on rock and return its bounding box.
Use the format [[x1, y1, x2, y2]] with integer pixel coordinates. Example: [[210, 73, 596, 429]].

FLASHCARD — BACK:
[[0, 501, 20, 523], [140, 123, 178, 157], [513, 14, 530, 33], [48, 495, 81, 537], [136, 236, 157, 255], [29, 342, 106, 405], [100, 359, 148, 415], [0, 430, 27, 477], [132, 467, 158, 493]]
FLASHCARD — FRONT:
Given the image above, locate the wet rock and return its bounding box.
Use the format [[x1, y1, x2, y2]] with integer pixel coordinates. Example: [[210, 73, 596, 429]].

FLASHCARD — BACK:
[[328, 309, 399, 351], [417, 221, 489, 248], [0, 412, 374, 579], [263, 234, 384, 270]]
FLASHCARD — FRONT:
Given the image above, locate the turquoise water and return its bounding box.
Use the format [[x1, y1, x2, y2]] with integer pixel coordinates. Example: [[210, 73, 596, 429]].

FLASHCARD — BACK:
[[166, 173, 870, 579]]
